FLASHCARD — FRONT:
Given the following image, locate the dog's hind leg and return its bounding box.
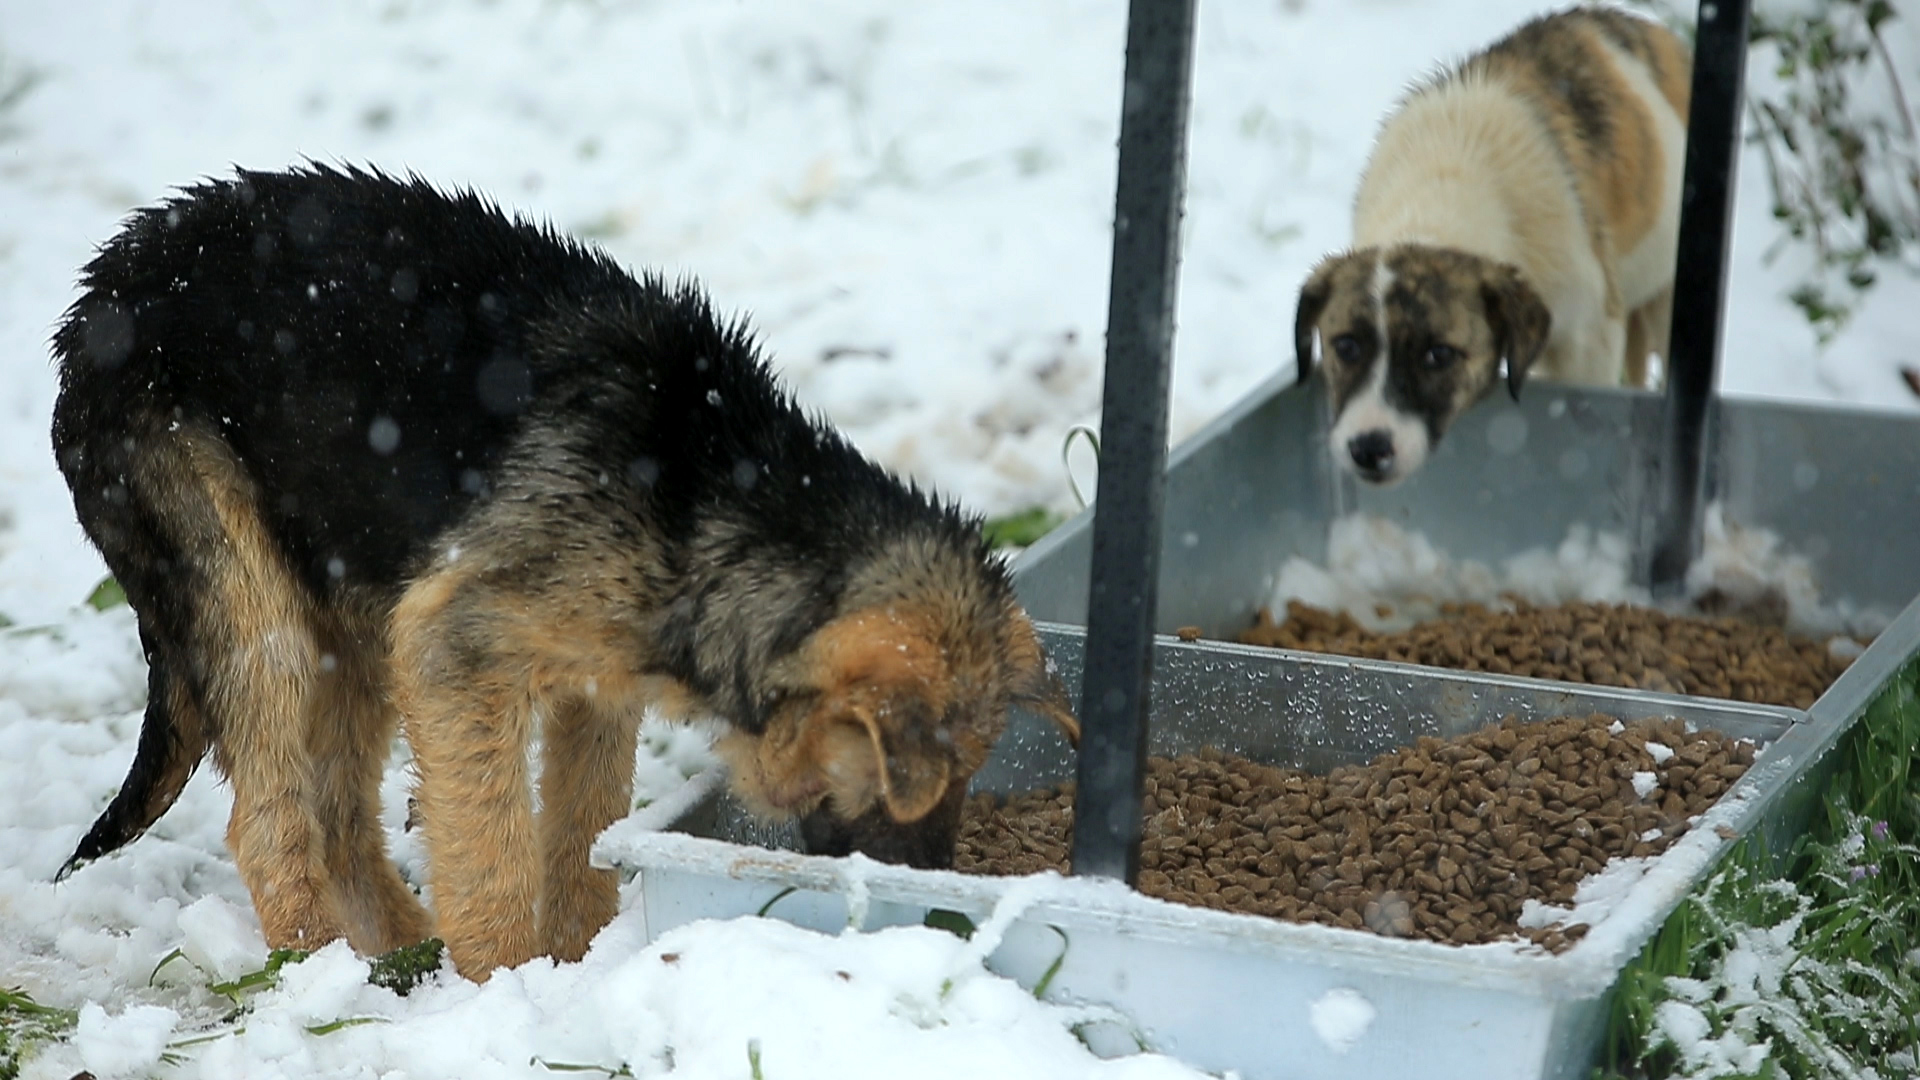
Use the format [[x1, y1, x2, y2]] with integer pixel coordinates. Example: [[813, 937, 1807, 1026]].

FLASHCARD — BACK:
[[60, 419, 344, 948], [537, 695, 643, 963], [129, 428, 346, 951], [1594, 314, 1631, 388], [1625, 305, 1650, 388], [305, 627, 435, 955], [1552, 277, 1632, 388]]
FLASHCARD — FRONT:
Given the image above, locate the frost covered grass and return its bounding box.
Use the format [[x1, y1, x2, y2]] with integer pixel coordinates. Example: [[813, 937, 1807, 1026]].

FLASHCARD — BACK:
[[1601, 660, 1920, 1079], [0, 987, 77, 1080]]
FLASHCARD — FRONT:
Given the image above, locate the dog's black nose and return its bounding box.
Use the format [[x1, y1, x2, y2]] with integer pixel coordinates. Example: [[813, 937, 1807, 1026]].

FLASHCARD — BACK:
[[1348, 431, 1396, 477]]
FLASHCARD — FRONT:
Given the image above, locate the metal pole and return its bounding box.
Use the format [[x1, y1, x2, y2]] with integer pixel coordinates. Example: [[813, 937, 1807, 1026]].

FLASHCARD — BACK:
[[1070, 0, 1198, 883], [1641, 0, 1752, 595]]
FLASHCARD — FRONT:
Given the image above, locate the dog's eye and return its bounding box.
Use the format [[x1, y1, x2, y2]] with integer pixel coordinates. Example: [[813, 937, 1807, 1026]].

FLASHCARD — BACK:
[[1423, 344, 1460, 369], [1330, 335, 1363, 365]]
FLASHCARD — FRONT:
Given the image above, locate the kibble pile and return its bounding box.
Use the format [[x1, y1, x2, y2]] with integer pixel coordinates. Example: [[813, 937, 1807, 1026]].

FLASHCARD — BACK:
[[955, 713, 1755, 951], [1236, 600, 1848, 708]]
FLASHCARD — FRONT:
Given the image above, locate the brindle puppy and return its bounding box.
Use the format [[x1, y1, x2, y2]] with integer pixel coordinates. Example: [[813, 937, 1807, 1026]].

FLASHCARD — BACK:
[[1297, 7, 1692, 484], [51, 164, 1078, 980]]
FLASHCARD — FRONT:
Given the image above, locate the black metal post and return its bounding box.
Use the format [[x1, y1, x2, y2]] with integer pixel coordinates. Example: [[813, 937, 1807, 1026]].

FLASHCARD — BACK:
[[1641, 0, 1752, 595], [1069, 0, 1198, 884]]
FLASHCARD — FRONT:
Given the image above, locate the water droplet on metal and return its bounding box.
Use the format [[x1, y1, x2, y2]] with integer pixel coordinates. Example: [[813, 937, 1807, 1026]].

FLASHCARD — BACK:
[[1487, 412, 1528, 456]]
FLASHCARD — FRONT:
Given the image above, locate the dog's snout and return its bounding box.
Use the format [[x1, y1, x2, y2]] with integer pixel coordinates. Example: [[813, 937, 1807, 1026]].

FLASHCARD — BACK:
[[1347, 431, 1396, 478]]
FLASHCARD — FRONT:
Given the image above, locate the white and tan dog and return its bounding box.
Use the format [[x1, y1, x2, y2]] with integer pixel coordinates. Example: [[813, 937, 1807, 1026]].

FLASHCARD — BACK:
[[1295, 7, 1693, 484]]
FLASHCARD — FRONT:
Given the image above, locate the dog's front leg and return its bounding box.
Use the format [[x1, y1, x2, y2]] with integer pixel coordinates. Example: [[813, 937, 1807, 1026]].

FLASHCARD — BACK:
[[1624, 286, 1673, 389], [391, 575, 541, 981], [537, 696, 643, 962], [400, 672, 539, 980]]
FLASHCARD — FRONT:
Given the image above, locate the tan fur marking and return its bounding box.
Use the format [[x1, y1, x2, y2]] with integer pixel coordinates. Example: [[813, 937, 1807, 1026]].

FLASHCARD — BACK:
[[710, 729, 819, 817], [1587, 34, 1665, 251], [1471, 30, 1627, 322], [1646, 23, 1693, 115], [814, 605, 959, 821], [811, 607, 953, 709]]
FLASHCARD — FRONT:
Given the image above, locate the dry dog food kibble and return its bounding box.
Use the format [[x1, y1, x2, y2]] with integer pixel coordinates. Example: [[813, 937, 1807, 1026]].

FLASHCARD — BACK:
[[955, 713, 1755, 951], [1238, 600, 1849, 708]]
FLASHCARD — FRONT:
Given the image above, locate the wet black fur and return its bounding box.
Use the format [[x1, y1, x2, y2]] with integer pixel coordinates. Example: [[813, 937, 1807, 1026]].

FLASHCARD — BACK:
[[52, 163, 1000, 870]]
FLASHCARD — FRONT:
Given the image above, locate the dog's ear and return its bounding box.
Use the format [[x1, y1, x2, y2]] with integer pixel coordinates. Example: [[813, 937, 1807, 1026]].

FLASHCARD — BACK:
[[1294, 259, 1338, 385], [1004, 615, 1081, 747], [1481, 265, 1552, 400], [719, 606, 961, 824], [786, 607, 959, 823], [836, 695, 954, 823]]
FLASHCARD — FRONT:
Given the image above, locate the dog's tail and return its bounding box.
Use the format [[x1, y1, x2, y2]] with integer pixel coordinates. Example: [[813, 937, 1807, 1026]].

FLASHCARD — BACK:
[[50, 411, 215, 881], [58, 657, 209, 880]]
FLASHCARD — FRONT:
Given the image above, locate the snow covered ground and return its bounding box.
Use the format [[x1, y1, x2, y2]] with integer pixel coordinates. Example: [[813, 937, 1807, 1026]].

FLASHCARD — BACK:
[[0, 1, 1915, 1077]]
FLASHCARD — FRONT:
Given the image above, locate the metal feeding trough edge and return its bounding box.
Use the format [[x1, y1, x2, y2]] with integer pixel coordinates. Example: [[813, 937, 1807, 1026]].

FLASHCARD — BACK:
[[597, 593, 1920, 1080]]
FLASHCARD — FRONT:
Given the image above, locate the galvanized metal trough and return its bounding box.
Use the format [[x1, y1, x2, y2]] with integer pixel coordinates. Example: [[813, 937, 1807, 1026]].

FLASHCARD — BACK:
[[598, 375, 1920, 1080]]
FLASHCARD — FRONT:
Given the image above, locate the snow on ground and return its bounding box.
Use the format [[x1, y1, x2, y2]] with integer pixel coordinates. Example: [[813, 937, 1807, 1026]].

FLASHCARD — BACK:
[[57, 918, 1206, 1080], [0, 0, 1916, 1077]]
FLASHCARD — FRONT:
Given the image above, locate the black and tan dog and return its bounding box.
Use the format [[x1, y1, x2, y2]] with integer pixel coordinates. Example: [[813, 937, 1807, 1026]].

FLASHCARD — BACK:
[[1296, 7, 1692, 484], [51, 164, 1077, 980]]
